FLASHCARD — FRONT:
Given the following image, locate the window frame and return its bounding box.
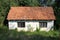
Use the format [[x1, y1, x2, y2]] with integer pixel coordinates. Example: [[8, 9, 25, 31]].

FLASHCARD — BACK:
[[18, 22, 25, 27], [39, 22, 47, 28]]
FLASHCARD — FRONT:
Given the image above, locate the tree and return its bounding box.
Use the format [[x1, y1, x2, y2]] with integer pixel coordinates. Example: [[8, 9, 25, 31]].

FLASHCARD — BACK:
[[0, 0, 10, 26], [18, 0, 40, 6], [38, 0, 55, 6], [10, 0, 19, 6]]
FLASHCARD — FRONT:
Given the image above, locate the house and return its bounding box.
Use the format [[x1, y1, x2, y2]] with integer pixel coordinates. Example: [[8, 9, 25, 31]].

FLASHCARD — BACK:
[[7, 7, 56, 31]]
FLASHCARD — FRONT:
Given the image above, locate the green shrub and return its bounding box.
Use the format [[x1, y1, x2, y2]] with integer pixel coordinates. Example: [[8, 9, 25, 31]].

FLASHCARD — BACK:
[[36, 27, 40, 32]]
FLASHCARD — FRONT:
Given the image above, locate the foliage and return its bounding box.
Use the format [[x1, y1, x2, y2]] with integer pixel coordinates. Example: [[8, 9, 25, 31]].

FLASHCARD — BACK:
[[36, 27, 40, 32], [18, 0, 40, 6], [9, 0, 19, 6], [0, 26, 60, 40]]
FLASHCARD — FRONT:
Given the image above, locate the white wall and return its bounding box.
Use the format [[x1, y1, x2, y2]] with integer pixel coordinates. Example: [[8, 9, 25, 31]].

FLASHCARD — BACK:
[[8, 21, 17, 29], [40, 20, 54, 31], [8, 20, 54, 31], [25, 22, 39, 31], [47, 20, 54, 31]]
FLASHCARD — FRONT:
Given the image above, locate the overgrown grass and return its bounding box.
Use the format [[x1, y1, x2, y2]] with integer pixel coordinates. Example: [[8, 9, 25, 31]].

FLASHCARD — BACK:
[[0, 26, 60, 40]]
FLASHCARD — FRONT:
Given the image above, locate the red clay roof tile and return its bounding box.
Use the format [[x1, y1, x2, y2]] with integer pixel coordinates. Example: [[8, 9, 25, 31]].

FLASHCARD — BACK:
[[7, 7, 56, 20]]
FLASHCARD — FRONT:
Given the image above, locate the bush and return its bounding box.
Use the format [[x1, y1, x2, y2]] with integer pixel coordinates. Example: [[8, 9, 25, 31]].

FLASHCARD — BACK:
[[36, 27, 40, 32]]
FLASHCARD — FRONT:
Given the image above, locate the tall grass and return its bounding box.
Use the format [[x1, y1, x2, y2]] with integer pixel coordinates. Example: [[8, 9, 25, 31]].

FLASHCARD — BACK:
[[0, 26, 60, 40]]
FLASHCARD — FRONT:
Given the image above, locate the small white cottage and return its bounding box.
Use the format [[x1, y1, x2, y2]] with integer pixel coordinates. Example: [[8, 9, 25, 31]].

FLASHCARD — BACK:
[[7, 7, 56, 31]]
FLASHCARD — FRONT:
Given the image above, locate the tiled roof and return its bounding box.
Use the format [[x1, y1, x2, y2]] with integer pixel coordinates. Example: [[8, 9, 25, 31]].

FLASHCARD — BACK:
[[7, 7, 56, 20]]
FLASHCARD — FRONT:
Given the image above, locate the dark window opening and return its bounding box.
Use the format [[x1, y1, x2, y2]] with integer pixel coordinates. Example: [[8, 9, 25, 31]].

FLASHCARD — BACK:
[[18, 22, 25, 27], [39, 22, 47, 27]]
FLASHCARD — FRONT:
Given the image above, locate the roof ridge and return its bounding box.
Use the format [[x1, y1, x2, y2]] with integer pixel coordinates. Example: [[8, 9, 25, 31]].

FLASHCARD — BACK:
[[11, 6, 52, 8]]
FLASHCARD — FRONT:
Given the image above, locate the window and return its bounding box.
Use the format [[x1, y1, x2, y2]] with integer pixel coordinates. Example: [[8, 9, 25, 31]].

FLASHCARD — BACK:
[[39, 22, 47, 27], [18, 22, 25, 27]]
